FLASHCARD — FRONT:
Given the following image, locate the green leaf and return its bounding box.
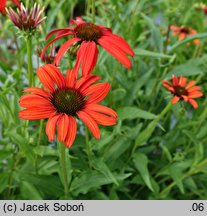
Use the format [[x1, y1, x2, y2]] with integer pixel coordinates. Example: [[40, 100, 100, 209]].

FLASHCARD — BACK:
[[33, 145, 58, 157], [0, 173, 9, 193], [70, 171, 131, 196], [135, 48, 175, 59], [165, 64, 203, 79], [141, 13, 163, 52], [117, 106, 157, 120], [20, 181, 42, 200], [168, 32, 207, 52], [92, 158, 119, 185], [133, 153, 154, 192], [45, 0, 66, 33], [22, 174, 63, 198]]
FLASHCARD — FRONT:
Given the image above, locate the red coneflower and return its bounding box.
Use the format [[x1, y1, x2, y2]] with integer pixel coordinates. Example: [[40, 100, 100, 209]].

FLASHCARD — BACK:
[[7, 3, 46, 31], [19, 64, 117, 147], [0, 0, 20, 14], [41, 17, 134, 76], [163, 75, 203, 109], [170, 25, 199, 45]]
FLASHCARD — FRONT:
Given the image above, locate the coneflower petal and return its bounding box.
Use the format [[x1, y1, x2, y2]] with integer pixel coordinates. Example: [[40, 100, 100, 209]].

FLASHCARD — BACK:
[[100, 34, 134, 56], [54, 38, 81, 66], [19, 108, 56, 120], [98, 37, 132, 68], [77, 111, 100, 139], [86, 83, 110, 104], [84, 104, 117, 118], [66, 69, 76, 88], [75, 75, 100, 91], [188, 91, 203, 98], [186, 80, 196, 89], [37, 67, 56, 92], [65, 116, 77, 148], [43, 64, 66, 88], [85, 110, 117, 126], [58, 113, 69, 142], [23, 87, 51, 98], [19, 94, 52, 108], [188, 99, 198, 109], [46, 114, 61, 141], [171, 95, 180, 104]]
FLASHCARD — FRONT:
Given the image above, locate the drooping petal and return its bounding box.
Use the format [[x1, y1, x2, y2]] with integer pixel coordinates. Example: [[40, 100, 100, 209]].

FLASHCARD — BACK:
[[77, 110, 100, 139], [24, 87, 51, 98], [84, 104, 117, 118], [46, 28, 73, 40], [57, 113, 69, 142], [41, 32, 73, 59], [65, 116, 77, 148], [19, 108, 56, 120], [85, 110, 117, 126], [188, 99, 198, 109], [98, 37, 132, 68], [82, 41, 98, 76], [46, 114, 61, 141], [86, 83, 110, 104], [74, 41, 98, 76], [54, 37, 81, 65], [100, 34, 134, 56], [11, 0, 21, 8], [171, 95, 180, 104], [19, 94, 52, 108]]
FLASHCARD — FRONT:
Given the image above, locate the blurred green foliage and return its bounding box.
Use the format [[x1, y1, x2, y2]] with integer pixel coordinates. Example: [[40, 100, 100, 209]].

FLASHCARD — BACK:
[[1, 0, 207, 200]]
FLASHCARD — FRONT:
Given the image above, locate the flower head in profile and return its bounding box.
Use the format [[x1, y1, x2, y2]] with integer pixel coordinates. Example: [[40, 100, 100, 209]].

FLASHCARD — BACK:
[[19, 64, 117, 147], [170, 25, 199, 45], [41, 17, 134, 76], [0, 0, 20, 14], [163, 75, 203, 109], [7, 3, 46, 32]]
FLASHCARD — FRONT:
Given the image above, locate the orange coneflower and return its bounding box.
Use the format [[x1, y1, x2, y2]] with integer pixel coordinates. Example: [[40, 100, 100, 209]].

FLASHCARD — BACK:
[[170, 25, 199, 45], [19, 64, 117, 147], [163, 75, 203, 109], [0, 0, 20, 14], [7, 3, 46, 31], [41, 17, 134, 76]]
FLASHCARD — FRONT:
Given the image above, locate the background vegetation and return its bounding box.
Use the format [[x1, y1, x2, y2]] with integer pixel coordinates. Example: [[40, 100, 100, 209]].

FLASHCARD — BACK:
[[1, 0, 207, 199]]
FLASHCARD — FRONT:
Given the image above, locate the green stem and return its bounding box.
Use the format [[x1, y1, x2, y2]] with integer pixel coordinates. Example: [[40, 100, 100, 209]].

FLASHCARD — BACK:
[[59, 141, 69, 198], [26, 36, 34, 87], [34, 119, 44, 173], [91, 0, 95, 23], [85, 126, 92, 168]]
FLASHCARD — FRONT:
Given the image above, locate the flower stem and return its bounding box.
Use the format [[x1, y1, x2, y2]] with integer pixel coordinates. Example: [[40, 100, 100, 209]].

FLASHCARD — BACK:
[[34, 119, 44, 173], [26, 35, 34, 87], [59, 141, 69, 199], [91, 0, 95, 23], [85, 126, 92, 168]]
